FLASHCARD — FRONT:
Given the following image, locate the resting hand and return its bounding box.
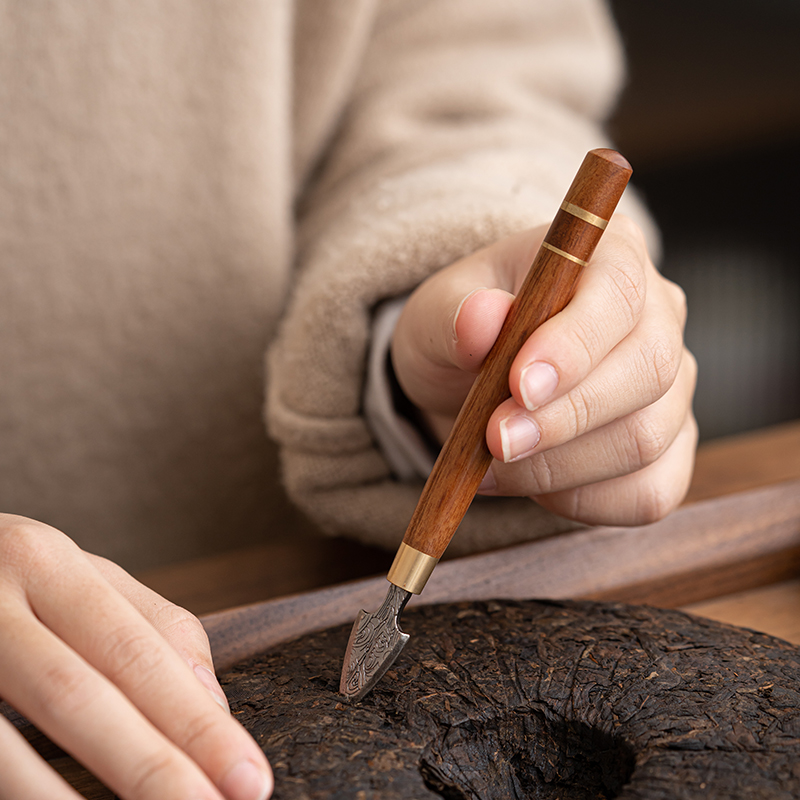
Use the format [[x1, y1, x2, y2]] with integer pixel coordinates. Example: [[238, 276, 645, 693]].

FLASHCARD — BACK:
[[0, 515, 272, 800], [391, 215, 698, 526]]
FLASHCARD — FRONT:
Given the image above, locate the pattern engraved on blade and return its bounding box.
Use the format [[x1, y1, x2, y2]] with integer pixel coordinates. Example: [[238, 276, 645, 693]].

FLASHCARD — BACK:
[[340, 583, 411, 700]]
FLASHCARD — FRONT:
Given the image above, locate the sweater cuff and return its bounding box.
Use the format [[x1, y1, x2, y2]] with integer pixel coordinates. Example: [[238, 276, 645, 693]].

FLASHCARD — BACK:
[[364, 296, 437, 481]]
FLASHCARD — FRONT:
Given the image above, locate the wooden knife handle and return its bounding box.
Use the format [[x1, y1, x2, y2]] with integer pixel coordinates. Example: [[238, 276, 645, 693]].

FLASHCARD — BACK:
[[392, 149, 632, 584]]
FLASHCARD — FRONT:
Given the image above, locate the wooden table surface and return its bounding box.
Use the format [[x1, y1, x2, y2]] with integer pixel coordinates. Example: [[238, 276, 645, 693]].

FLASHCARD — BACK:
[[676, 421, 800, 644]]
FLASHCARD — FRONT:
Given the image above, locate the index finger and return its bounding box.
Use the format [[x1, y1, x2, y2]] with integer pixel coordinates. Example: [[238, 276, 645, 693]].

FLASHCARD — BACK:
[[508, 214, 651, 411]]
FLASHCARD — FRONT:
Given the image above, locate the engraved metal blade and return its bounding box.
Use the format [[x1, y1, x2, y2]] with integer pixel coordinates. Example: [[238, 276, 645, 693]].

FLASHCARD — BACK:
[[339, 582, 411, 702]]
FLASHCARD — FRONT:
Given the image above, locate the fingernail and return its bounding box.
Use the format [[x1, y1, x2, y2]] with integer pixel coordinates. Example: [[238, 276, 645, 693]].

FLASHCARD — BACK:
[[221, 760, 273, 800], [499, 415, 540, 463], [520, 362, 559, 410], [194, 664, 230, 714], [477, 465, 496, 494], [452, 287, 488, 340]]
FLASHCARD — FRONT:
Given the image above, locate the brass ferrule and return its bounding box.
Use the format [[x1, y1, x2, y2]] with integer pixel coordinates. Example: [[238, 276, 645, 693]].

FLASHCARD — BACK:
[[560, 200, 609, 229], [387, 543, 439, 595], [541, 241, 589, 267]]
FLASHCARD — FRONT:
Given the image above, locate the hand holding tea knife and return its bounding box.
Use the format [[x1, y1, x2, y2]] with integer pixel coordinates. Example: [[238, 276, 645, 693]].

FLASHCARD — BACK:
[[342, 149, 697, 700]]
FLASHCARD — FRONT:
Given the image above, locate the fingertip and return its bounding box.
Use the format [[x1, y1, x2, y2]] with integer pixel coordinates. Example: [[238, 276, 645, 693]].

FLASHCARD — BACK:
[[498, 414, 541, 463], [220, 757, 273, 800], [452, 287, 514, 371], [486, 398, 530, 464], [518, 361, 559, 411], [451, 287, 488, 340]]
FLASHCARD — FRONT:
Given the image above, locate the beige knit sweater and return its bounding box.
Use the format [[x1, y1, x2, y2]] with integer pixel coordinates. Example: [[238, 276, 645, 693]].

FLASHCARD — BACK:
[[0, 0, 653, 571]]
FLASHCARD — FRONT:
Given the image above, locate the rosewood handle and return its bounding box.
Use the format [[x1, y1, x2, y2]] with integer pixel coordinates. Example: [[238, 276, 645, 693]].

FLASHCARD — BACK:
[[388, 149, 632, 592]]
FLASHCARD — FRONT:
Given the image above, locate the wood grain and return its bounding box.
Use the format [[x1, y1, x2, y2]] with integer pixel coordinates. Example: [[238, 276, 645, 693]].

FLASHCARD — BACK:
[[686, 577, 800, 645], [404, 149, 632, 559]]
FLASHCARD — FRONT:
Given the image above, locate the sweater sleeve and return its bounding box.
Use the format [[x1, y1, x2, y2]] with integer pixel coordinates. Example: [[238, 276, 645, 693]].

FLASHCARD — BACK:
[[266, 0, 658, 555]]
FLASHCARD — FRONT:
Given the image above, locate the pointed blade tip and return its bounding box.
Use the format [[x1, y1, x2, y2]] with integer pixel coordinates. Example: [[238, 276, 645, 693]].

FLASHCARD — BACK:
[[339, 611, 410, 701], [339, 631, 409, 702], [338, 582, 412, 701]]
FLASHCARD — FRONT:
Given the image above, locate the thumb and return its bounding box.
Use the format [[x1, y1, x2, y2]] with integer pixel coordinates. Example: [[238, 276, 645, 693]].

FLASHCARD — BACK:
[[392, 273, 514, 420], [391, 226, 548, 421]]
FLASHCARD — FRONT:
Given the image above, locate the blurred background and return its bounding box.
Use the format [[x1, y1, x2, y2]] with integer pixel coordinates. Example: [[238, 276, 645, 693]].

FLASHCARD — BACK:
[[608, 0, 800, 440], [136, 1, 800, 610]]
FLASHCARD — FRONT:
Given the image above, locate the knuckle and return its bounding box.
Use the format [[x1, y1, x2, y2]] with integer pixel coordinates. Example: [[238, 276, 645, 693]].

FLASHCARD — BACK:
[[626, 409, 671, 470], [153, 603, 208, 650], [176, 710, 220, 751], [649, 331, 682, 396], [0, 517, 47, 571], [570, 315, 603, 367], [559, 486, 585, 522], [564, 383, 597, 437], [603, 252, 647, 328], [524, 451, 557, 495], [665, 277, 688, 326], [0, 518, 62, 581], [128, 751, 180, 800], [636, 324, 683, 401], [102, 627, 166, 689], [634, 482, 678, 525], [39, 662, 97, 718]]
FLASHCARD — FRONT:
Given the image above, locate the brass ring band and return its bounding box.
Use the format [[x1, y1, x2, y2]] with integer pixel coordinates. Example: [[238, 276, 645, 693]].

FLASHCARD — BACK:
[[560, 201, 609, 229], [388, 542, 439, 594], [542, 241, 589, 267]]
